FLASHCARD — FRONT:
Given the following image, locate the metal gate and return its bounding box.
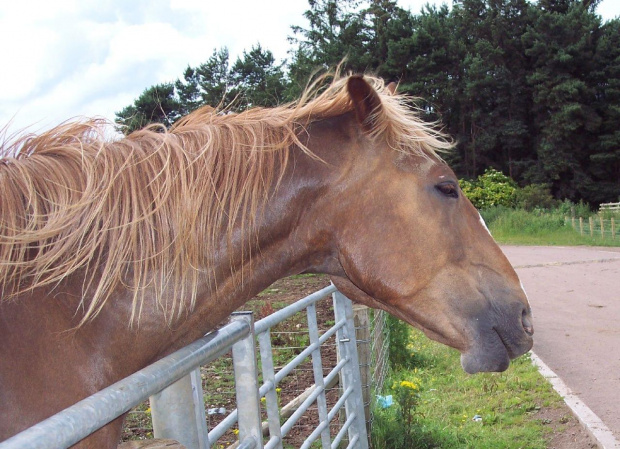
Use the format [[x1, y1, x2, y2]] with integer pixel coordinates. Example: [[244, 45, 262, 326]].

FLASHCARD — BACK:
[[0, 285, 368, 449]]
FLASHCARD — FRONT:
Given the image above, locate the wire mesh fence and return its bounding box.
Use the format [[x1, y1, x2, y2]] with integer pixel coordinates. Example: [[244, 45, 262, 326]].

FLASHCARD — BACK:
[[352, 306, 389, 436], [566, 215, 618, 240]]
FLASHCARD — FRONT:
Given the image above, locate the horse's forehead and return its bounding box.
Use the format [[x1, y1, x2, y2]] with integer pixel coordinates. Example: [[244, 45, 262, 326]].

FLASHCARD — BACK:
[[417, 156, 442, 175], [395, 152, 447, 177]]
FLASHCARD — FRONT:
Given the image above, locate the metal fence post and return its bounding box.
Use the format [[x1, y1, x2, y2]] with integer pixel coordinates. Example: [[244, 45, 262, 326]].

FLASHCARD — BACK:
[[353, 304, 371, 434], [150, 368, 209, 449], [231, 312, 264, 449], [332, 290, 370, 449]]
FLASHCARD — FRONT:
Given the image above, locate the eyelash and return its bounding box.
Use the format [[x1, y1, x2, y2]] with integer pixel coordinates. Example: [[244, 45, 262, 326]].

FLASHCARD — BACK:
[[435, 182, 459, 199]]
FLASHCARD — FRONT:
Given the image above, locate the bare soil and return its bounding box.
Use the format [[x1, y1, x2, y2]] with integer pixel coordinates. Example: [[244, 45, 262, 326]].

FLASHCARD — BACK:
[[536, 406, 598, 449]]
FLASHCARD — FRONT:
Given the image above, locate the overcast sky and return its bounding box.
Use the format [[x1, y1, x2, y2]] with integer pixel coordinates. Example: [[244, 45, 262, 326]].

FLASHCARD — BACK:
[[1, 0, 618, 136]]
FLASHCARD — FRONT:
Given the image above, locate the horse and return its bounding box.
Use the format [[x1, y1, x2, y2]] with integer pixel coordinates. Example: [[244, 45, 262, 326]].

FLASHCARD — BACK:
[[0, 73, 533, 448]]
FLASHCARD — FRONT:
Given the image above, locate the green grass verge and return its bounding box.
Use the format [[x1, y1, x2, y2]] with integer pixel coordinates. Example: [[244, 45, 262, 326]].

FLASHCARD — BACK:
[[372, 328, 567, 449], [481, 207, 620, 247]]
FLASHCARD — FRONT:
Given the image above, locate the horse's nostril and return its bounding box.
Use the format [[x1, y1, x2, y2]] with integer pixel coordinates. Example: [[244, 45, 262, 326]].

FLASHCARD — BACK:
[[522, 309, 534, 336]]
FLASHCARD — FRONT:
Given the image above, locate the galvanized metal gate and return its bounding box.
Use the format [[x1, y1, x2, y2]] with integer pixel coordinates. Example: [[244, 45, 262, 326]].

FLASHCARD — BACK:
[[0, 285, 369, 449]]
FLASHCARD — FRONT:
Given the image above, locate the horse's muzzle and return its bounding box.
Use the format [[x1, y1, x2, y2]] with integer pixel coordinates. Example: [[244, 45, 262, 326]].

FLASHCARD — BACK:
[[460, 305, 534, 374]]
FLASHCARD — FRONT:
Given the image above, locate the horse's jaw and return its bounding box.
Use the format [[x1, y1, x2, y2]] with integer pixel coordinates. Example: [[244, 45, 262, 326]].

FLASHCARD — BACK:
[[330, 274, 534, 374]]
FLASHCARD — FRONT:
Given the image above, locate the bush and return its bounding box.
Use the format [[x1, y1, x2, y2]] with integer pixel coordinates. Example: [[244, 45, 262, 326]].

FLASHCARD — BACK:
[[460, 168, 518, 209], [515, 183, 557, 211], [387, 315, 413, 369], [555, 199, 592, 217]]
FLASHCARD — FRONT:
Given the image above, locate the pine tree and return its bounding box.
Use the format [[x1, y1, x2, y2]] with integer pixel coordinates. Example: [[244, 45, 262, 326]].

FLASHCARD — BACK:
[[589, 18, 620, 202], [230, 45, 288, 109], [523, 0, 602, 200], [115, 83, 181, 135]]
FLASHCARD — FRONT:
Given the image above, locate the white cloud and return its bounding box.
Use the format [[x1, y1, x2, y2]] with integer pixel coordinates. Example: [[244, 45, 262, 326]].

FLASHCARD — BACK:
[[1, 0, 619, 135]]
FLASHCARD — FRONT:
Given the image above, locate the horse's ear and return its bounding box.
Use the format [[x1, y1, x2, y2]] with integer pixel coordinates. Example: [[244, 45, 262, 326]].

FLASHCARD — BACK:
[[347, 76, 383, 133], [386, 82, 397, 95]]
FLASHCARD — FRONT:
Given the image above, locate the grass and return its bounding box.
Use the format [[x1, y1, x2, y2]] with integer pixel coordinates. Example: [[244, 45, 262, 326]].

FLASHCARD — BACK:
[[372, 328, 568, 449], [481, 207, 620, 247]]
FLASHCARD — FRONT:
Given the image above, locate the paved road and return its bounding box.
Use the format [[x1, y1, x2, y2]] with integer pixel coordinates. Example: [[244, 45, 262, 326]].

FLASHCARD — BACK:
[[501, 246, 620, 442]]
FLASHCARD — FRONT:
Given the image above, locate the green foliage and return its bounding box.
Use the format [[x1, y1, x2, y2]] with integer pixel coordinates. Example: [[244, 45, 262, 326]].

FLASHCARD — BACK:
[[483, 208, 565, 235], [393, 379, 422, 445], [555, 199, 592, 217], [460, 168, 518, 209], [115, 83, 181, 135], [230, 45, 288, 109], [116, 46, 289, 134], [515, 183, 557, 210], [386, 314, 414, 369]]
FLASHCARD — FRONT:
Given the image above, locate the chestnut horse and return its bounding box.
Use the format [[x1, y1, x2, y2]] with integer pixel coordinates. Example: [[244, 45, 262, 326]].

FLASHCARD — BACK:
[[0, 74, 533, 448]]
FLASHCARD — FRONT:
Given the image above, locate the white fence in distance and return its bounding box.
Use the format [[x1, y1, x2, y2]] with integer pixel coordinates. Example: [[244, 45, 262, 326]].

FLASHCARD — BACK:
[[567, 215, 618, 240]]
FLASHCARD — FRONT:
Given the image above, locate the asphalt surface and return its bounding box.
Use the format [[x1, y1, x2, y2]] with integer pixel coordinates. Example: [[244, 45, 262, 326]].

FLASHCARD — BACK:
[[501, 245, 620, 443]]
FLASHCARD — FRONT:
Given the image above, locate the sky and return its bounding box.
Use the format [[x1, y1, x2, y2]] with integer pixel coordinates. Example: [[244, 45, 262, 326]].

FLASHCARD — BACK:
[[1, 0, 619, 136]]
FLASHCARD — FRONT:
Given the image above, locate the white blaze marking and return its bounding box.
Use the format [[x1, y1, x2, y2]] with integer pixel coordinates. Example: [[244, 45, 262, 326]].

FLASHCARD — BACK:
[[477, 211, 530, 307], [520, 280, 531, 306], [478, 212, 492, 236]]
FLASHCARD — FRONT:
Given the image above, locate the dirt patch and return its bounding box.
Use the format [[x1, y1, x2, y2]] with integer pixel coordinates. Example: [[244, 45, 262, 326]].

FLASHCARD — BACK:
[[536, 406, 598, 449]]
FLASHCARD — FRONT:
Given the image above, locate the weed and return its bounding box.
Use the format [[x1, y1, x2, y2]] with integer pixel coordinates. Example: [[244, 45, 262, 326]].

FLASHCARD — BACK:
[[371, 327, 567, 448]]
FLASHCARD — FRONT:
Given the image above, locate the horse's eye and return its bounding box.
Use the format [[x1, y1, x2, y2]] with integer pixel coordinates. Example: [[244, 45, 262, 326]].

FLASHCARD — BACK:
[[435, 182, 459, 199]]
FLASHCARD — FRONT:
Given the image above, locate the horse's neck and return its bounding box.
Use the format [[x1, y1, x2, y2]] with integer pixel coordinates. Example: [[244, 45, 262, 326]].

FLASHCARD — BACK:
[[104, 141, 340, 361]]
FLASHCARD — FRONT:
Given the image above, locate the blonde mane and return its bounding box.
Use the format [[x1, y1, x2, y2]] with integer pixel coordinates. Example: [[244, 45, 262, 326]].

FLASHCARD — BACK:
[[0, 73, 451, 325]]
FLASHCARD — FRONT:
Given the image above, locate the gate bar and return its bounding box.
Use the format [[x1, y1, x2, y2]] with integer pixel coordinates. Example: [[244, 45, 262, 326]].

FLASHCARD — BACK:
[[0, 320, 250, 449]]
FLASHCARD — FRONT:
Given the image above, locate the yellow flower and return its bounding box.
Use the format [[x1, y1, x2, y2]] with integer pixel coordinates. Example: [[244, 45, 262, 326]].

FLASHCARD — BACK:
[[400, 380, 418, 390], [233, 429, 239, 435], [260, 397, 266, 403], [276, 388, 281, 393]]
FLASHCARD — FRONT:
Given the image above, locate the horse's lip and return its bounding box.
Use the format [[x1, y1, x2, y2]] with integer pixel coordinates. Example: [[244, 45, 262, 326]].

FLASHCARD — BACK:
[[460, 327, 533, 374], [495, 325, 533, 359]]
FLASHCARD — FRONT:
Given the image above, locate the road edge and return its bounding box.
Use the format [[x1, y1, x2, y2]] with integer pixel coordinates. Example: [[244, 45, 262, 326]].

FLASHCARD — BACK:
[[531, 351, 620, 449]]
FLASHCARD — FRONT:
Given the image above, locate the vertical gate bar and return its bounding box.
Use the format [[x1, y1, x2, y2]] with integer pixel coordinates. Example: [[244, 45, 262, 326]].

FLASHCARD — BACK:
[[150, 367, 209, 449], [231, 312, 264, 449], [332, 290, 369, 449], [258, 330, 284, 449], [353, 304, 371, 434], [307, 302, 332, 448]]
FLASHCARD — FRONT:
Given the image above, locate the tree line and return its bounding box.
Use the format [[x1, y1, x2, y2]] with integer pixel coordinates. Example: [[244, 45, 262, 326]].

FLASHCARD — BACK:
[[115, 0, 620, 205]]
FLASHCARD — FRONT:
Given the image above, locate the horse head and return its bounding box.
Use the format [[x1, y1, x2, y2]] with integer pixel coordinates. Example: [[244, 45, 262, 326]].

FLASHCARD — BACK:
[[302, 76, 533, 373]]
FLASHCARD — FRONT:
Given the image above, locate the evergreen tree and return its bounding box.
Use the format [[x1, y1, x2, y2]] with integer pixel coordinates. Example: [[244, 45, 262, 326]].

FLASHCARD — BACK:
[[455, 0, 532, 178], [289, 0, 369, 71], [115, 83, 181, 135], [230, 45, 288, 109], [522, 0, 602, 200], [176, 48, 236, 110], [589, 18, 620, 201]]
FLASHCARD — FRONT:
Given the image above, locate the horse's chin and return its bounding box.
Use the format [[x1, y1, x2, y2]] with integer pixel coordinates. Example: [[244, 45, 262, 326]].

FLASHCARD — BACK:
[[460, 346, 511, 374]]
